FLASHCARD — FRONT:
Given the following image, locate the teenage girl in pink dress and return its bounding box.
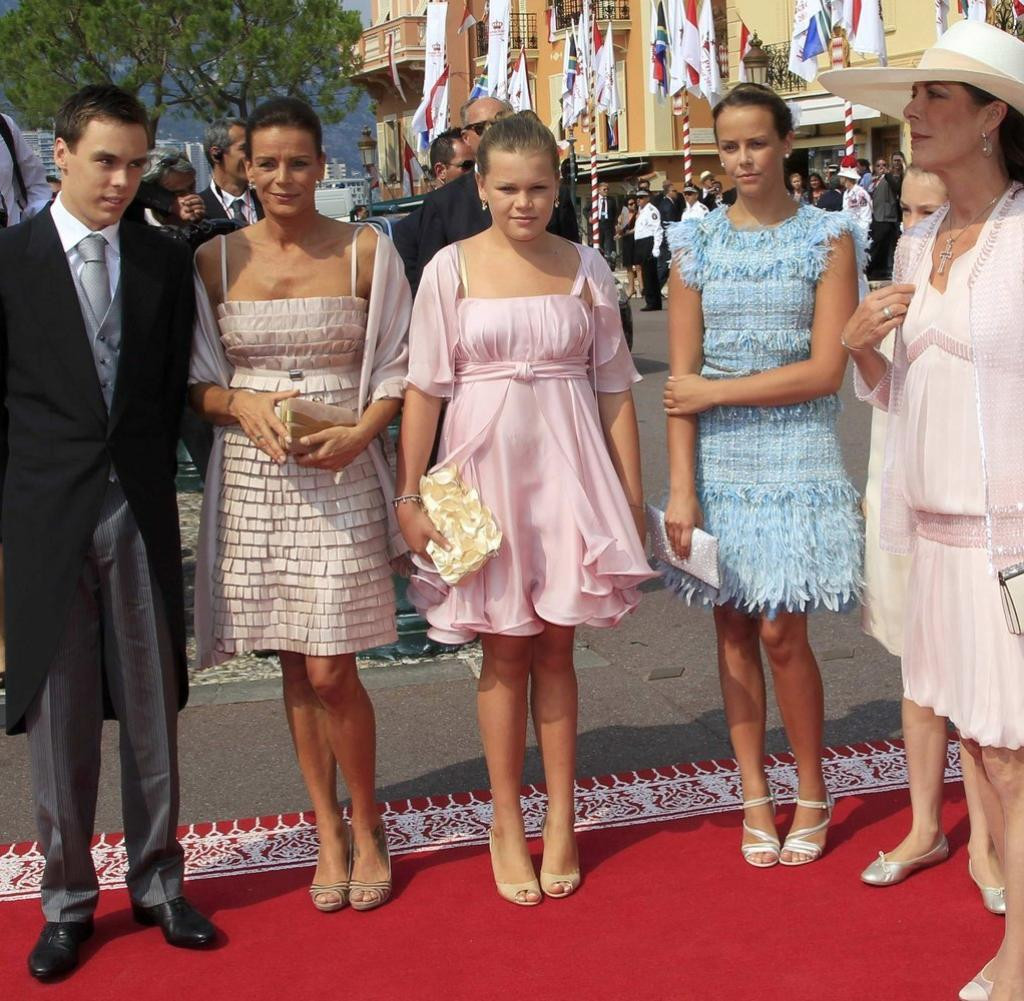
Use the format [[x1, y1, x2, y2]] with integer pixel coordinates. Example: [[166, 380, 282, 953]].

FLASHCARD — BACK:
[[396, 112, 655, 906]]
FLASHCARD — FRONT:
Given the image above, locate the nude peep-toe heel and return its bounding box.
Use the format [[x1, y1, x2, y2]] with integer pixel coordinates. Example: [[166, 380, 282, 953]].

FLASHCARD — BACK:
[[779, 795, 833, 867], [740, 795, 781, 869], [349, 824, 392, 912], [309, 821, 352, 913], [489, 831, 542, 906], [539, 821, 581, 898]]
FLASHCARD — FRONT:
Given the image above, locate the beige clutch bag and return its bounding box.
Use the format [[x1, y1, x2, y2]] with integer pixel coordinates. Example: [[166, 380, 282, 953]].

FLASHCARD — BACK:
[[278, 398, 358, 455], [419, 464, 502, 586]]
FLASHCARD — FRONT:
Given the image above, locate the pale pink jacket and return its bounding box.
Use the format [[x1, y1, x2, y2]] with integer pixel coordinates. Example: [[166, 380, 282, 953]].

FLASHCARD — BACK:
[[857, 182, 1024, 574]]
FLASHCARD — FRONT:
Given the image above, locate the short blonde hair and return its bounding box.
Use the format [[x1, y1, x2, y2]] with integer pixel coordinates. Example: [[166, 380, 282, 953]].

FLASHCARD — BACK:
[[477, 111, 559, 176]]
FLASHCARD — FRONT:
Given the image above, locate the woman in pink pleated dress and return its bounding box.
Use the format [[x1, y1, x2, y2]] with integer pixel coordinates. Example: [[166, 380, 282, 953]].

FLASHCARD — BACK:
[[396, 112, 655, 906]]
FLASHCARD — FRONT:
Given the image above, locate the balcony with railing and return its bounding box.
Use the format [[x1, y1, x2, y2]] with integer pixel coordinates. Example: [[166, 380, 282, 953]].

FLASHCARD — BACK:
[[552, 0, 630, 32], [765, 41, 808, 95], [353, 16, 427, 85], [474, 13, 539, 55], [992, 0, 1024, 37]]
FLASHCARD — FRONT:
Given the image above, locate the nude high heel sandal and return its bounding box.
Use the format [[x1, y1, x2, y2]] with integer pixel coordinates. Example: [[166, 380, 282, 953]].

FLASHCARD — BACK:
[[349, 825, 392, 912], [779, 795, 833, 867], [489, 831, 542, 906], [539, 821, 581, 898], [740, 795, 781, 868], [309, 821, 352, 913]]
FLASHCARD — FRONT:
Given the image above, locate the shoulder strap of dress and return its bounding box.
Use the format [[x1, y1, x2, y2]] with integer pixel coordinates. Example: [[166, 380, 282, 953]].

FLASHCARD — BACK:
[[455, 241, 469, 296], [220, 234, 229, 298], [570, 246, 587, 297], [350, 224, 360, 294]]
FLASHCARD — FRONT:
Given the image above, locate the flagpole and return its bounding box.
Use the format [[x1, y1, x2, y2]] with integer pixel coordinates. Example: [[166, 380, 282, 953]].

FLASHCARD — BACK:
[[682, 93, 693, 185], [831, 32, 855, 157]]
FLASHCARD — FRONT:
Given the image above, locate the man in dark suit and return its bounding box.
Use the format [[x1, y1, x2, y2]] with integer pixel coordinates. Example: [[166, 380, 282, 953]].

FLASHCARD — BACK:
[[199, 118, 263, 225], [0, 85, 217, 980], [591, 181, 618, 266], [397, 97, 579, 292]]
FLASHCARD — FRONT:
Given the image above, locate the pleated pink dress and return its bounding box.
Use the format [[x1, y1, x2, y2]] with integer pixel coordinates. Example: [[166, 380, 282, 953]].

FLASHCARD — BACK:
[[900, 232, 1024, 749], [210, 237, 398, 656], [406, 243, 657, 644]]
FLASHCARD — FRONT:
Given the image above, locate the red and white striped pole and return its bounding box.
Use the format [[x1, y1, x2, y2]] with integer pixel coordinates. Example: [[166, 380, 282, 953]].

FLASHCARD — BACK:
[[832, 34, 855, 156], [588, 3, 599, 249], [681, 96, 693, 185]]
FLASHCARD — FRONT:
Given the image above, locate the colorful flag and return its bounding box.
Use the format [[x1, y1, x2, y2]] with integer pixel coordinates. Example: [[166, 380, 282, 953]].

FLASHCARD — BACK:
[[562, 30, 580, 128], [386, 33, 405, 100], [697, 0, 722, 105], [456, 0, 477, 34], [737, 19, 752, 82], [595, 23, 618, 113], [401, 138, 423, 197], [508, 47, 533, 112], [571, 19, 590, 122], [845, 0, 888, 64], [1014, 0, 1024, 20], [683, 0, 701, 93], [650, 0, 670, 98], [802, 0, 833, 62], [789, 0, 825, 82], [469, 73, 488, 100], [960, 0, 987, 21], [410, 3, 449, 149], [936, 0, 949, 35]]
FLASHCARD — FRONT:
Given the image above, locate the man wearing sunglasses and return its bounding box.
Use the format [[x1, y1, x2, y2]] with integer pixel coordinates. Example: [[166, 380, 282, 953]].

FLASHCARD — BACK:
[[429, 128, 475, 186]]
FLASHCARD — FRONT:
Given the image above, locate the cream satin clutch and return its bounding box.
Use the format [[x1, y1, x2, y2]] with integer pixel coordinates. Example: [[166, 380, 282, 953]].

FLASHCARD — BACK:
[[419, 464, 502, 586], [278, 398, 358, 455], [645, 504, 721, 592]]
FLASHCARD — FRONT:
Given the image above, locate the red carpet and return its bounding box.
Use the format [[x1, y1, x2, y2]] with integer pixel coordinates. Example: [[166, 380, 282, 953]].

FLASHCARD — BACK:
[[0, 742, 1000, 1001]]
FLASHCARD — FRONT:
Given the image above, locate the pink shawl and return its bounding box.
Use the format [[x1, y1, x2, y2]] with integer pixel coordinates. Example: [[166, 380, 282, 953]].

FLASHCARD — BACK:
[[857, 182, 1024, 573]]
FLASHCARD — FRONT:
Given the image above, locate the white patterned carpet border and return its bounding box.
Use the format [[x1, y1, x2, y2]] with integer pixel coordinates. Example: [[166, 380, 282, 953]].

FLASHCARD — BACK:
[[0, 739, 962, 903]]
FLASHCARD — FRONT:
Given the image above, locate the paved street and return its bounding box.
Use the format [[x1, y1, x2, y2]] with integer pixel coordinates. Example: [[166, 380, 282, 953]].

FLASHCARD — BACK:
[[0, 301, 902, 844]]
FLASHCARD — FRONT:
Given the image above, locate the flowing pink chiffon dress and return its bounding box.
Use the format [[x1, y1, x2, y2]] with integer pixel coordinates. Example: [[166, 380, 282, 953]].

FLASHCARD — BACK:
[[406, 243, 657, 643]]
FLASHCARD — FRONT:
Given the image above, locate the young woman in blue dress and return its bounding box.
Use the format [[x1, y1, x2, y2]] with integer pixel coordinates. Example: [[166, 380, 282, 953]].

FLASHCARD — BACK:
[[662, 84, 863, 867]]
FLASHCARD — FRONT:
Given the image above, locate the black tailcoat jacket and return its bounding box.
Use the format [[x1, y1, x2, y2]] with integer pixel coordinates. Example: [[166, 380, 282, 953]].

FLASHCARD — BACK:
[[0, 208, 195, 733]]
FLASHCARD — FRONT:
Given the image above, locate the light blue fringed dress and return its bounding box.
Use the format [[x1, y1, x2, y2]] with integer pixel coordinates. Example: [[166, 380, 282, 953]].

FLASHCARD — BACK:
[[660, 204, 864, 616]]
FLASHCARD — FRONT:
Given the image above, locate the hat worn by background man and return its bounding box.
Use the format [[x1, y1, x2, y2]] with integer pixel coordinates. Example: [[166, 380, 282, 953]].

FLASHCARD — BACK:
[[820, 20, 1024, 119]]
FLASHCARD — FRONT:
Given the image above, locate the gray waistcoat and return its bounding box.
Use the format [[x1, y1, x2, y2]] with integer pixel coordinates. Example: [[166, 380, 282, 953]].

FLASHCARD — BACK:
[[68, 268, 123, 411]]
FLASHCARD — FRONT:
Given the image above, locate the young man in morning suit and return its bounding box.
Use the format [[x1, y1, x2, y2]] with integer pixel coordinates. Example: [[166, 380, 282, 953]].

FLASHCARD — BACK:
[[0, 85, 217, 980]]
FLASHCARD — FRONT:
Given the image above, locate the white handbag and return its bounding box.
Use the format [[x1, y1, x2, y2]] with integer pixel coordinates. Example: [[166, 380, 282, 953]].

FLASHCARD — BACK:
[[998, 562, 1024, 635]]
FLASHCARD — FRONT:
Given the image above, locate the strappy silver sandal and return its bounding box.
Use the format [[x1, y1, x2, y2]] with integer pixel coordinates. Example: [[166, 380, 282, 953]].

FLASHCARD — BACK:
[[740, 795, 781, 868], [780, 795, 833, 867]]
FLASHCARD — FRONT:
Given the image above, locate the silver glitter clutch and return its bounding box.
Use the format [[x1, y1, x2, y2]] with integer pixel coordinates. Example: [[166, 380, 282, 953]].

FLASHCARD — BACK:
[[646, 504, 721, 591], [999, 562, 1024, 635]]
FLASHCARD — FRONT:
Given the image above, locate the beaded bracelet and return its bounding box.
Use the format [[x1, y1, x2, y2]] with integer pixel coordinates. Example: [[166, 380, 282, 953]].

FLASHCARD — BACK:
[[392, 494, 423, 509]]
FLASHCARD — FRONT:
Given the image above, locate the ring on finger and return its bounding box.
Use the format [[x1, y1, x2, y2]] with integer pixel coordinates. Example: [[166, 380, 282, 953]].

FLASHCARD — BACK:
[[882, 305, 894, 321], [255, 434, 266, 442]]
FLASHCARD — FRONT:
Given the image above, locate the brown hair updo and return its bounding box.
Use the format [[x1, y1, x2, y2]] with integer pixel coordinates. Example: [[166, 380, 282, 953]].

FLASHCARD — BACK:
[[477, 111, 560, 176]]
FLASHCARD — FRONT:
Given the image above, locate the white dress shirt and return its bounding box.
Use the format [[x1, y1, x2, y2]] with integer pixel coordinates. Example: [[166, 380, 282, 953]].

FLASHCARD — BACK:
[[682, 200, 709, 220], [210, 181, 257, 224], [50, 193, 122, 313], [633, 202, 664, 254], [1, 114, 52, 226]]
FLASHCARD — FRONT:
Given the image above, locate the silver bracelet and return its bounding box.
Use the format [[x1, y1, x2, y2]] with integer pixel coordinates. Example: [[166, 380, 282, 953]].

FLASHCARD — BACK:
[[839, 332, 865, 353], [392, 494, 422, 509]]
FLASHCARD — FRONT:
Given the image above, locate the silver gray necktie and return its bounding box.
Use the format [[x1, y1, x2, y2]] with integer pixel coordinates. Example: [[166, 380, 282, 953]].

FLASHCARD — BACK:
[[78, 233, 111, 323], [229, 198, 248, 226]]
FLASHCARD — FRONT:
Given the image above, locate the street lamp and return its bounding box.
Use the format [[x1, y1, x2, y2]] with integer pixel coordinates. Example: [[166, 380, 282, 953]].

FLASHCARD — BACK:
[[742, 33, 771, 88], [357, 125, 378, 210]]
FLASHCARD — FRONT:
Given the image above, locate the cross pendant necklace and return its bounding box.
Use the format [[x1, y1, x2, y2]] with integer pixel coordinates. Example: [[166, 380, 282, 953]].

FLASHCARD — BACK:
[[936, 191, 1003, 275]]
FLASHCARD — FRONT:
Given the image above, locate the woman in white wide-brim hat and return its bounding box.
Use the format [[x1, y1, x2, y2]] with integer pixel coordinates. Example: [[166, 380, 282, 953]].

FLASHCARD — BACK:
[[822, 20, 1024, 1001]]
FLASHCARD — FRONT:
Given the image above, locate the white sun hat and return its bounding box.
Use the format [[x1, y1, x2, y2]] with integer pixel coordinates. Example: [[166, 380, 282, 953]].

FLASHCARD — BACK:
[[820, 20, 1024, 120]]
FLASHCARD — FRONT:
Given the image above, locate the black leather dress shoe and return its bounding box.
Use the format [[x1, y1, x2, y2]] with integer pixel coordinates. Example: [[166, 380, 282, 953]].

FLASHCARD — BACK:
[[28, 919, 94, 980], [131, 897, 217, 948]]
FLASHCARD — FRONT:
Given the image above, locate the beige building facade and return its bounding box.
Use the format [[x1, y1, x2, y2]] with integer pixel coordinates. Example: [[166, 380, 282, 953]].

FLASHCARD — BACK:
[[353, 0, 1023, 199]]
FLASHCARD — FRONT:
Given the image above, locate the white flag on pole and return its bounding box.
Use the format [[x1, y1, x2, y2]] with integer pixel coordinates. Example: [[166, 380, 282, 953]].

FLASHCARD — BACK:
[[963, 0, 988, 23], [572, 19, 590, 122], [508, 47, 533, 111], [666, 0, 686, 97], [849, 0, 888, 65], [936, 0, 949, 36], [410, 3, 449, 150], [595, 23, 618, 112], [401, 138, 424, 197], [486, 0, 511, 100], [697, 0, 721, 105], [682, 0, 701, 96]]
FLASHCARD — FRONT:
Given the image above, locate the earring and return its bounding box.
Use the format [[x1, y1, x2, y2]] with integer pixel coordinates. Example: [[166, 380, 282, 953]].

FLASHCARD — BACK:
[[554, 198, 560, 207], [982, 132, 993, 157], [481, 199, 488, 210]]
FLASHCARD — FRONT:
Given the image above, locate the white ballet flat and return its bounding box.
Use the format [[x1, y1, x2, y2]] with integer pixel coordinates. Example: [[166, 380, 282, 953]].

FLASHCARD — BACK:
[[740, 795, 781, 868], [959, 964, 994, 1001]]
